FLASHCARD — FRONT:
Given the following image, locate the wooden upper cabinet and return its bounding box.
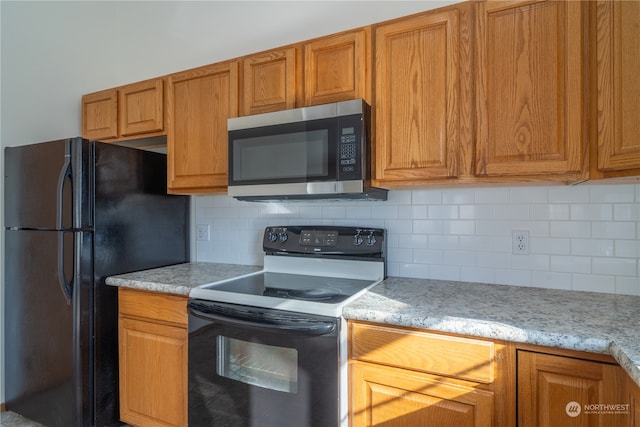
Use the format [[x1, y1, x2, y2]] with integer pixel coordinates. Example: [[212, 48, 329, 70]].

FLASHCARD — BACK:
[[118, 78, 164, 137], [475, 0, 587, 180], [82, 88, 118, 140], [240, 47, 300, 116], [304, 28, 371, 106], [374, 6, 468, 186], [594, 0, 640, 175], [167, 61, 239, 194], [82, 78, 165, 141]]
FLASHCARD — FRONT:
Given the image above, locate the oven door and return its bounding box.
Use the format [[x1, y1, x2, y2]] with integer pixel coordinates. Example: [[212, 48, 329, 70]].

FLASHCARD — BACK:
[[188, 300, 340, 427]]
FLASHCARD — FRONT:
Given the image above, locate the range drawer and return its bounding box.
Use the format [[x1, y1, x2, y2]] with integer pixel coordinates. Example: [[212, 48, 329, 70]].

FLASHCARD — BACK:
[[349, 321, 496, 383]]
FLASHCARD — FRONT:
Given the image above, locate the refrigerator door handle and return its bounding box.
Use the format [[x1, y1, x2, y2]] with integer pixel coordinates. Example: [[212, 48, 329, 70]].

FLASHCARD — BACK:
[[57, 143, 72, 230], [57, 231, 73, 304]]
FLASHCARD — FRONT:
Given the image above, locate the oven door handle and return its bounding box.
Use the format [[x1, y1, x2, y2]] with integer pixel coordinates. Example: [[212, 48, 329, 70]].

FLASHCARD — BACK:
[[188, 301, 338, 336]]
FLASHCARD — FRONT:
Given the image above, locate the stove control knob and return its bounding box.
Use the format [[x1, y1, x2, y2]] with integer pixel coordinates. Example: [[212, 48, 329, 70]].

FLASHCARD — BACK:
[[268, 231, 278, 242], [353, 230, 363, 246], [366, 231, 377, 246], [278, 231, 288, 243]]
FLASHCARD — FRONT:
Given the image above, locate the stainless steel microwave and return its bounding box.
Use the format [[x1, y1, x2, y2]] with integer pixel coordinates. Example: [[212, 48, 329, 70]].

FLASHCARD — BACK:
[[227, 99, 387, 201]]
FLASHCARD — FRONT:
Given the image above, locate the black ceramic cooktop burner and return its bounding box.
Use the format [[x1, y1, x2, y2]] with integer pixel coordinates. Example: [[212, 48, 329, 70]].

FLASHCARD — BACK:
[[211, 272, 374, 304]]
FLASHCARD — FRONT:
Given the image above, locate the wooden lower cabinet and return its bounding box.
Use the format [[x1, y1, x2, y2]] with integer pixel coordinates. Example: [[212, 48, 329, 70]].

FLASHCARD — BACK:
[[518, 350, 633, 427], [629, 375, 640, 427], [351, 361, 494, 426], [349, 321, 515, 427], [349, 321, 640, 427], [118, 288, 188, 427]]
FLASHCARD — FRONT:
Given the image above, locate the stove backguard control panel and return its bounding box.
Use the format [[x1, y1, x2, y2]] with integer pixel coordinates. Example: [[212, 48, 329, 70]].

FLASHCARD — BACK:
[[263, 225, 385, 258]]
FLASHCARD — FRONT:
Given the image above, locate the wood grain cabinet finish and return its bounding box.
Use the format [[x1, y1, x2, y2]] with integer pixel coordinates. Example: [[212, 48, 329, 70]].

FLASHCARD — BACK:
[[373, 6, 470, 186], [351, 361, 494, 427], [118, 288, 188, 427], [475, 0, 586, 180], [118, 78, 164, 138], [82, 79, 165, 141], [82, 88, 118, 140], [594, 0, 640, 175], [240, 47, 299, 116], [349, 321, 515, 427], [166, 61, 238, 194], [518, 350, 631, 427], [304, 28, 371, 106], [628, 375, 640, 427]]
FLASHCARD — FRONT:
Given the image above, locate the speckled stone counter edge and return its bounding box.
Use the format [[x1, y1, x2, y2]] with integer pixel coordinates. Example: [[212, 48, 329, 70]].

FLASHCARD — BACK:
[[105, 262, 262, 296], [107, 264, 640, 388], [342, 276, 640, 388]]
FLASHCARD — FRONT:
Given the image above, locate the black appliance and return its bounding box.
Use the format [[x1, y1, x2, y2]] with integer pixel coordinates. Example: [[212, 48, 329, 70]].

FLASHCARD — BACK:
[[188, 225, 385, 427], [4, 138, 190, 427], [227, 99, 387, 201]]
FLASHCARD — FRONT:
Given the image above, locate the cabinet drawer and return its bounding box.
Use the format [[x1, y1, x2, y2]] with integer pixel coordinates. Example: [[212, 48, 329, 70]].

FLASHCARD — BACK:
[[349, 322, 495, 383], [118, 288, 187, 326]]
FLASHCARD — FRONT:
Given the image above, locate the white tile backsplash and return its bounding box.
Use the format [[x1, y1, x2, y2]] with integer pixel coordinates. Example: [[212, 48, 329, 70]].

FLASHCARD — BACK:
[[193, 184, 640, 296]]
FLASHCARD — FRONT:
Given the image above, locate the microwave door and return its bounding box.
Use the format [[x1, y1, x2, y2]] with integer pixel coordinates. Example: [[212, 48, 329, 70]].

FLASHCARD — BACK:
[[228, 117, 338, 188]]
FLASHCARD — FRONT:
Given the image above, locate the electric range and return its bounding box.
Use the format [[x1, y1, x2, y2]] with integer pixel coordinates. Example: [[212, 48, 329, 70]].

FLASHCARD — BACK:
[[190, 225, 386, 317], [187, 225, 385, 427]]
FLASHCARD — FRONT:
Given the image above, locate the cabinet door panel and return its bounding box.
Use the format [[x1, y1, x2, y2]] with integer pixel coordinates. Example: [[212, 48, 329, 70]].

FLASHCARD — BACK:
[[241, 47, 297, 115], [351, 361, 493, 427], [304, 28, 371, 106], [82, 89, 118, 140], [375, 9, 461, 183], [518, 351, 630, 427], [118, 79, 164, 137], [119, 317, 187, 427], [167, 62, 238, 193], [476, 0, 585, 178], [596, 0, 640, 171], [629, 376, 640, 427]]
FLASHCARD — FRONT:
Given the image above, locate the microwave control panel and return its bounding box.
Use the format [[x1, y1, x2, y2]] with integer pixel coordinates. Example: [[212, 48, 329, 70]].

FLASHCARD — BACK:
[[338, 114, 364, 180]]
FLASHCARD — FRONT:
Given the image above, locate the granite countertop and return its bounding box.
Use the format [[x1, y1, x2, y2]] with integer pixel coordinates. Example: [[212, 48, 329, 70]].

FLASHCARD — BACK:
[[106, 263, 640, 387], [105, 262, 262, 295], [343, 277, 640, 388]]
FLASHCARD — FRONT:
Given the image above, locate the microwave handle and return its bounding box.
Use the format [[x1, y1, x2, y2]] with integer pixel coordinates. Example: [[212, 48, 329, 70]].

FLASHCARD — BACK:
[[188, 301, 337, 336]]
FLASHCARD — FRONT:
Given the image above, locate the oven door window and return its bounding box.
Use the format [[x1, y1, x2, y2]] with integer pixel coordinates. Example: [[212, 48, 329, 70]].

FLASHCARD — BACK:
[[217, 336, 298, 393], [229, 118, 338, 185]]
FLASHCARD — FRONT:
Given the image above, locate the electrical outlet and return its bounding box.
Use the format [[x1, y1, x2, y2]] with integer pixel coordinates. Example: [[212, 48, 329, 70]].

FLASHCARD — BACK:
[[512, 230, 530, 254], [196, 224, 210, 241]]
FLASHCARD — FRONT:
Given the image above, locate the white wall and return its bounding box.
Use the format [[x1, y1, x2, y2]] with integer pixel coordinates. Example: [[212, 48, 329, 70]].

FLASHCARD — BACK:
[[0, 0, 457, 406]]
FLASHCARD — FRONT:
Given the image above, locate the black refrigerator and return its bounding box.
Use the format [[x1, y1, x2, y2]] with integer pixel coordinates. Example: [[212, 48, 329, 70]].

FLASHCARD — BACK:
[[4, 138, 190, 427]]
